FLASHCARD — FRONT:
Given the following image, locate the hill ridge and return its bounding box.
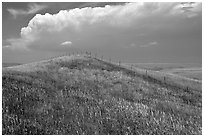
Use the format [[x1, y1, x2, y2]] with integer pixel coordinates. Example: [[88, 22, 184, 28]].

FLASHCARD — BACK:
[[3, 54, 201, 92]]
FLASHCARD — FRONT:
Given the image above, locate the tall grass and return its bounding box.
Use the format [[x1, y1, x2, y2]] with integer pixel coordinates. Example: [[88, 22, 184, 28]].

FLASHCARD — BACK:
[[2, 54, 202, 135]]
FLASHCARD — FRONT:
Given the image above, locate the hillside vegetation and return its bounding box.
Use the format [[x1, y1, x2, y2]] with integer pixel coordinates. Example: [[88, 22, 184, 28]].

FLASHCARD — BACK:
[[2, 55, 202, 135]]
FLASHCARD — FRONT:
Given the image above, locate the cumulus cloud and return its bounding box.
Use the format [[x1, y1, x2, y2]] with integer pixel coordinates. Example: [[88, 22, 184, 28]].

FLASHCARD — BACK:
[[20, 3, 136, 37], [140, 41, 158, 48], [7, 3, 47, 18], [60, 41, 72, 46], [5, 2, 201, 50], [21, 2, 196, 38]]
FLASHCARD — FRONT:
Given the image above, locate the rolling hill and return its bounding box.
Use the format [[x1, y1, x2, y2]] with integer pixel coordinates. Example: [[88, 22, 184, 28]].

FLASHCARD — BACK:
[[2, 63, 22, 68], [2, 55, 202, 135], [126, 63, 202, 81]]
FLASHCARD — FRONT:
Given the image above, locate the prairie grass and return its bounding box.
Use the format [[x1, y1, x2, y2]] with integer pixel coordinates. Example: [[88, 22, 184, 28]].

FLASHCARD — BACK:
[[122, 63, 201, 92], [162, 68, 202, 80], [2, 55, 202, 135]]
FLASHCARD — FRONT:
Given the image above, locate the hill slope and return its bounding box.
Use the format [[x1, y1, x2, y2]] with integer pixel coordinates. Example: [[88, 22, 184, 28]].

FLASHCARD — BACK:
[[2, 55, 202, 135]]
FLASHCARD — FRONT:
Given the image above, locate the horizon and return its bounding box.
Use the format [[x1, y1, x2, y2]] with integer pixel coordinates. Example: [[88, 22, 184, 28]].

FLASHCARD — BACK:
[[2, 54, 202, 66], [2, 2, 202, 64]]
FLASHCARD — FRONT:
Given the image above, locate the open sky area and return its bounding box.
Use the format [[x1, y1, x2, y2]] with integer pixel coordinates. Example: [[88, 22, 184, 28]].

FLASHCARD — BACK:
[[2, 2, 202, 64]]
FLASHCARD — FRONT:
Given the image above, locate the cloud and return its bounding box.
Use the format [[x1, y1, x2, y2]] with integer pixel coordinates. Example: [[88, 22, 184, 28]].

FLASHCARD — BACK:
[[7, 3, 47, 18], [5, 2, 201, 50], [140, 41, 158, 48], [171, 2, 201, 18], [3, 37, 33, 50], [21, 2, 199, 38], [130, 43, 136, 47], [129, 41, 158, 48], [2, 45, 11, 48], [60, 41, 72, 46]]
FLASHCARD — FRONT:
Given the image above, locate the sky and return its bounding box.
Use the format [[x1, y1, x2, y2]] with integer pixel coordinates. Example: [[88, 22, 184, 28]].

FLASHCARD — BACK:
[[2, 2, 202, 64]]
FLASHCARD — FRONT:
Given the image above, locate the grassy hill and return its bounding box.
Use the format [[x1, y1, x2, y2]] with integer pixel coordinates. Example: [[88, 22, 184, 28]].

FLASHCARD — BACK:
[[2, 55, 202, 135]]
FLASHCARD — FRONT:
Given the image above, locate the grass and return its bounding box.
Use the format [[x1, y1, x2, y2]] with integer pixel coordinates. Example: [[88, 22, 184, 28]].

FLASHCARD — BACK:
[[2, 55, 202, 135], [162, 68, 202, 80], [127, 63, 201, 71], [122, 63, 201, 92], [126, 63, 202, 81]]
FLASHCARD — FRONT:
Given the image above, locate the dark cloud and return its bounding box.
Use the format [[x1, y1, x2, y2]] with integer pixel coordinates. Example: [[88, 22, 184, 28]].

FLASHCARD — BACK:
[[7, 3, 47, 18]]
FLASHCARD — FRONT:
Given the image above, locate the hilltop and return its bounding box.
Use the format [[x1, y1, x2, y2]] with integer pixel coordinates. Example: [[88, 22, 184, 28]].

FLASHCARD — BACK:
[[2, 55, 202, 135]]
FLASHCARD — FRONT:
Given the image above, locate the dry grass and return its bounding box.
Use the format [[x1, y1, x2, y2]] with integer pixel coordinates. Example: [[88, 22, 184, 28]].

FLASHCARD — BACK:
[[122, 63, 201, 92], [127, 63, 201, 71], [2, 55, 202, 135], [162, 68, 202, 80]]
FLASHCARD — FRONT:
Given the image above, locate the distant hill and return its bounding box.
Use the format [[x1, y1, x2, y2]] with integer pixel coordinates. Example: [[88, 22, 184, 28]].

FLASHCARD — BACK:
[[125, 63, 202, 81], [2, 63, 22, 67], [2, 55, 202, 135]]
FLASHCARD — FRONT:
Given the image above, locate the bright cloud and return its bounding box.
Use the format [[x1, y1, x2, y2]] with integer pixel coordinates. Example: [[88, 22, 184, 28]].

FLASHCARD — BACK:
[[140, 41, 158, 48], [60, 41, 72, 46], [5, 2, 201, 50], [7, 3, 47, 18]]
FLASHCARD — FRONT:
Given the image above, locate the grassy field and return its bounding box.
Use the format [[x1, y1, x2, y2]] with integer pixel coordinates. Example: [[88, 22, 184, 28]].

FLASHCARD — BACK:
[[122, 63, 202, 92], [2, 55, 202, 135], [161, 67, 202, 81], [126, 63, 202, 81]]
